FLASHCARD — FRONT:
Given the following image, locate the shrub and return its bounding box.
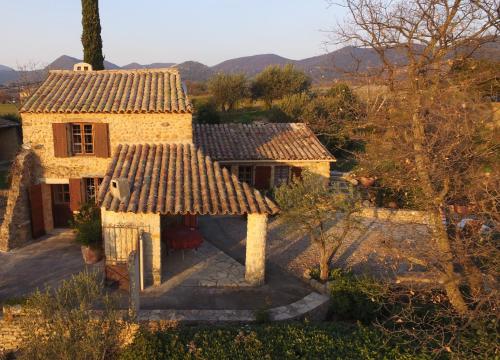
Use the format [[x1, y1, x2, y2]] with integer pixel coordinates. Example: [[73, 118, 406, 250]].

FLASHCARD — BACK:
[[120, 323, 428, 360], [315, 269, 386, 324], [18, 271, 125, 360], [70, 202, 102, 248], [195, 100, 221, 124]]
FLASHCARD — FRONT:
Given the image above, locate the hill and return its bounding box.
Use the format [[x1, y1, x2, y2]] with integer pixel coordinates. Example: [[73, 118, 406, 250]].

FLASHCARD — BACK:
[[1, 41, 498, 85], [212, 54, 293, 77], [174, 61, 214, 82], [122, 62, 176, 69]]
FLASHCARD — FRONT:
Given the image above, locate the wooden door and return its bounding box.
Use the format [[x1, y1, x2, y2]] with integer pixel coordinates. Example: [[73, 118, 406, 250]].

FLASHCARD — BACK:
[[254, 166, 272, 190], [29, 184, 45, 238], [52, 184, 72, 228]]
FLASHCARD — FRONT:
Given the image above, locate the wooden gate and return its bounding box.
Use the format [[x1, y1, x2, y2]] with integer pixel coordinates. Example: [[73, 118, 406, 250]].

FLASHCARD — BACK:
[[103, 225, 146, 291]]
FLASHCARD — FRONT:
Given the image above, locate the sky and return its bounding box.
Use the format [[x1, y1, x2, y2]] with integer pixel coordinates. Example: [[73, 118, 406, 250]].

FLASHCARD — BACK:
[[0, 0, 346, 68]]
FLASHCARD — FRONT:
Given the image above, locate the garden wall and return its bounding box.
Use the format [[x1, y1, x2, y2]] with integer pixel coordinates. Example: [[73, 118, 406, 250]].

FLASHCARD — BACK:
[[0, 149, 35, 251]]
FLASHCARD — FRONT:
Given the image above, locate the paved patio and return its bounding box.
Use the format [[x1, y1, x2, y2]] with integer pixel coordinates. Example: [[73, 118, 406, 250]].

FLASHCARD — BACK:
[[0, 222, 313, 310], [0, 229, 102, 301]]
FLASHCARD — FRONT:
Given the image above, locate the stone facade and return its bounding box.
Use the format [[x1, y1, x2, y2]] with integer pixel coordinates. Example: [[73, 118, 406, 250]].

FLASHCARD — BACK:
[[22, 112, 192, 180], [0, 149, 35, 251], [245, 213, 268, 286], [101, 209, 162, 286], [224, 160, 331, 188]]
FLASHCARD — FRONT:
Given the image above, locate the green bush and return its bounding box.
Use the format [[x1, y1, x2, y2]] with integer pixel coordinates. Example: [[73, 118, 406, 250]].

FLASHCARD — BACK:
[[120, 323, 428, 360], [70, 202, 102, 248], [310, 269, 385, 324], [195, 100, 221, 124]]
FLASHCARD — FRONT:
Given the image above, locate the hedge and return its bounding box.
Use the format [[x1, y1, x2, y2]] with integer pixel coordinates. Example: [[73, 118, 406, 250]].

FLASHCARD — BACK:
[[120, 322, 431, 360]]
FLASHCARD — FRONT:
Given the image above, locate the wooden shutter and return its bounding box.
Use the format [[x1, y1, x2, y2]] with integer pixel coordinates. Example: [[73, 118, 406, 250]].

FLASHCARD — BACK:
[[69, 178, 84, 212], [94, 123, 110, 158], [29, 184, 45, 238], [254, 166, 272, 190], [52, 123, 69, 157]]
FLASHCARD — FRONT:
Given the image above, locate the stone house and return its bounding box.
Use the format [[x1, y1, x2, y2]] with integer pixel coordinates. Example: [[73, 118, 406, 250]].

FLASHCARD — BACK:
[[17, 63, 334, 287]]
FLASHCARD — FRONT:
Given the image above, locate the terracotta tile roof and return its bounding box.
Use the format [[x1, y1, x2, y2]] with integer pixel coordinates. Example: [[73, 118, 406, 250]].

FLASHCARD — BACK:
[[0, 118, 19, 129], [194, 123, 334, 161], [97, 143, 279, 215], [20, 68, 192, 114]]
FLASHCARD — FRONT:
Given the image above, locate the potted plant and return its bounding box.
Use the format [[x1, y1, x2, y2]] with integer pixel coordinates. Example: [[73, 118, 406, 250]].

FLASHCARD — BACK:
[[71, 202, 103, 264]]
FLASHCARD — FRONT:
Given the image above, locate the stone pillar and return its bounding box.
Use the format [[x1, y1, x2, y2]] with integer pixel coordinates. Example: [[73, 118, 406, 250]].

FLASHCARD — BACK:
[[128, 250, 140, 316], [245, 213, 268, 286]]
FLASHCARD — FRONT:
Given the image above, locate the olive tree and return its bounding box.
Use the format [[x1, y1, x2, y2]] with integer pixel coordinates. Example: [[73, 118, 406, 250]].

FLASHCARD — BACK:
[[207, 73, 248, 112], [275, 171, 362, 281], [251, 64, 311, 107]]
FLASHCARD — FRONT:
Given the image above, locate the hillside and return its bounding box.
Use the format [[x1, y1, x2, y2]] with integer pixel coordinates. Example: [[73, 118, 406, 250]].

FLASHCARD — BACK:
[[1, 42, 498, 86], [212, 54, 293, 77]]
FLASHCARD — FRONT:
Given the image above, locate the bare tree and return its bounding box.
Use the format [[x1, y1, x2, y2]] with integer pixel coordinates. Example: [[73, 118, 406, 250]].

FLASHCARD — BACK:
[[326, 0, 499, 356]]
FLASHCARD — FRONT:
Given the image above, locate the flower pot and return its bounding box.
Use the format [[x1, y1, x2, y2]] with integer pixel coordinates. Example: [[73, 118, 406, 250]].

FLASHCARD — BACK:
[[358, 176, 376, 187], [387, 201, 398, 209], [81, 245, 103, 264]]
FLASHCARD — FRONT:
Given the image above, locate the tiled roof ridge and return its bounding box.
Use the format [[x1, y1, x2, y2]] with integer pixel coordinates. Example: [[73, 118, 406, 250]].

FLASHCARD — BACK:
[[48, 67, 180, 75]]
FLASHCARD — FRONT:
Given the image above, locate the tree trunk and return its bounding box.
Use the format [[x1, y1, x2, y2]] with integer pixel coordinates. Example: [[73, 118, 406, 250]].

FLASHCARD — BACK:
[[410, 103, 469, 315], [319, 242, 329, 282]]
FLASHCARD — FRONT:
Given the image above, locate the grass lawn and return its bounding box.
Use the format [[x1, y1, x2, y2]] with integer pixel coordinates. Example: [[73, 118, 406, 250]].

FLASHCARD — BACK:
[[0, 103, 19, 116]]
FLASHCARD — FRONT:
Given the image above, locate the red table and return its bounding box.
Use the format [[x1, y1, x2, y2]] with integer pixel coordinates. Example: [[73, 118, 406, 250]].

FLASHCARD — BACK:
[[165, 225, 203, 250]]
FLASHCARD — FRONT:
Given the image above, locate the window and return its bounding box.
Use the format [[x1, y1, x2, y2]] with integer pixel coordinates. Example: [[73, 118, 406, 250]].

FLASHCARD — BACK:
[[84, 177, 103, 202], [274, 166, 290, 186], [71, 123, 94, 154], [238, 166, 253, 184], [53, 184, 70, 204]]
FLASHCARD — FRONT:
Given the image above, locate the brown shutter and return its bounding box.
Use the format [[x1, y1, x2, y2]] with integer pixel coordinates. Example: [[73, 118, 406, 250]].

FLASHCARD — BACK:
[[29, 184, 45, 238], [69, 178, 84, 211], [254, 166, 272, 190], [291, 167, 302, 180], [52, 123, 69, 157], [94, 123, 110, 158]]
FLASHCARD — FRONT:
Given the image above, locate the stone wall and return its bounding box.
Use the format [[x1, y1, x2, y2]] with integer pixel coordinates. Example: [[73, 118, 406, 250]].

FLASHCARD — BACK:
[[101, 209, 162, 286], [0, 127, 20, 162], [0, 149, 35, 251], [22, 112, 193, 180], [0, 315, 24, 353], [359, 207, 431, 224]]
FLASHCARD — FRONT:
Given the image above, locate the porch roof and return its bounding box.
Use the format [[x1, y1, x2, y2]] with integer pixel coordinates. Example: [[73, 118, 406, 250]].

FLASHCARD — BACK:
[[97, 143, 279, 215]]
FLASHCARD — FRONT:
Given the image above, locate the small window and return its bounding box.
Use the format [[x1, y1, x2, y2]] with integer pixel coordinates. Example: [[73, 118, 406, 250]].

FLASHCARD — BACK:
[[84, 177, 103, 202], [77, 66, 81, 71], [274, 166, 290, 186], [71, 123, 94, 155], [53, 184, 70, 204], [238, 166, 253, 185]]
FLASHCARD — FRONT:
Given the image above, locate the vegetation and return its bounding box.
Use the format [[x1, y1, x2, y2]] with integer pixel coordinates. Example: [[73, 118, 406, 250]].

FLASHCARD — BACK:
[[81, 0, 104, 70], [207, 73, 248, 112], [251, 64, 311, 107], [120, 323, 426, 360], [18, 272, 125, 360], [330, 0, 499, 355], [0, 104, 19, 116], [275, 171, 362, 281], [70, 202, 102, 248]]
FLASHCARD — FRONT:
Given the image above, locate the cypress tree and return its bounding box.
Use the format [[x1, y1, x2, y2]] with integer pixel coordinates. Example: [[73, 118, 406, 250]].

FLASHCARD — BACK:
[[81, 0, 104, 70]]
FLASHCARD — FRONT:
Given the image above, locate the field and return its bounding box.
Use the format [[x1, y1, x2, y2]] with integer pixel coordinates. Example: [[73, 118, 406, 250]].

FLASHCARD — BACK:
[[0, 104, 19, 116]]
